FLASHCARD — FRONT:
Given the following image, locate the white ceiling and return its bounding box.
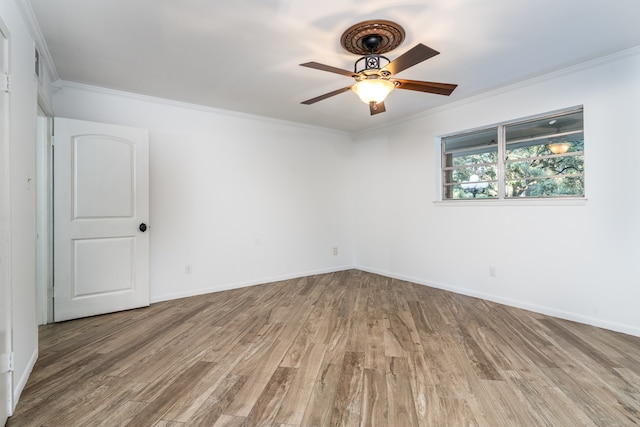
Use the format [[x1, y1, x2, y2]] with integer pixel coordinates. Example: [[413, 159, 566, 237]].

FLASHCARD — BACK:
[[28, 0, 640, 133]]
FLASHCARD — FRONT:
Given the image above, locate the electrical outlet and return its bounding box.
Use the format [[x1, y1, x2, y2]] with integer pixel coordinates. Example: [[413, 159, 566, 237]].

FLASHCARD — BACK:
[[185, 264, 192, 274], [333, 247, 338, 256], [489, 266, 496, 277]]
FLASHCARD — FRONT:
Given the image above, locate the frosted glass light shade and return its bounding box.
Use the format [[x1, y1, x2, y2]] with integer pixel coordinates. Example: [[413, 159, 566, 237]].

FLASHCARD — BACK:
[[548, 142, 571, 154], [461, 174, 488, 190], [352, 79, 395, 104]]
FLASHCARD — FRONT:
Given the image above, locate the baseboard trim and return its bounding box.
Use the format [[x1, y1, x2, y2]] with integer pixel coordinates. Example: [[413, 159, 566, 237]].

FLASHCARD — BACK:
[[11, 346, 38, 415], [150, 264, 356, 304], [152, 264, 639, 337], [356, 266, 640, 338]]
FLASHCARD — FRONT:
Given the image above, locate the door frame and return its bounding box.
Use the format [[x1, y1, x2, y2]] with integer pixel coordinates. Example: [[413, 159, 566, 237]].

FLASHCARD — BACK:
[[36, 102, 53, 325], [0, 16, 12, 421]]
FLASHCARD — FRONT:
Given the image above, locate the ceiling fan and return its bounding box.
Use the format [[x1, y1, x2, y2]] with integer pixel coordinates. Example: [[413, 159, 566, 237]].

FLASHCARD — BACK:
[[300, 20, 458, 115]]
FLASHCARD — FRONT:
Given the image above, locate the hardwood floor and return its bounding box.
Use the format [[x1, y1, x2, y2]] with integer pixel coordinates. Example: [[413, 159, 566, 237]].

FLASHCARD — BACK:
[[8, 270, 640, 426]]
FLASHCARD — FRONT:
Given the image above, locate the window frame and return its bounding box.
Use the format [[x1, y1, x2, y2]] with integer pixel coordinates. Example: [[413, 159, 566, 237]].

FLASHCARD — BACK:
[[439, 106, 585, 202]]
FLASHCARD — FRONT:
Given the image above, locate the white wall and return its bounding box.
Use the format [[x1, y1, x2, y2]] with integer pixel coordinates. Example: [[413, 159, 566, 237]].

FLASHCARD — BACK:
[[353, 47, 640, 336], [0, 0, 45, 411], [53, 49, 640, 337], [53, 85, 356, 302]]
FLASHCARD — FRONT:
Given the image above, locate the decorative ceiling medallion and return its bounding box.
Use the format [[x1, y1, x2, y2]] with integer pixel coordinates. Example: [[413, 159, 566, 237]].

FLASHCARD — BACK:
[[340, 20, 406, 55]]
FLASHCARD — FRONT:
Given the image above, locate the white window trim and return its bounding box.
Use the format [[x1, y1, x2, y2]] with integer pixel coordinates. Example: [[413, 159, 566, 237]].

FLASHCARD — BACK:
[[433, 197, 587, 207]]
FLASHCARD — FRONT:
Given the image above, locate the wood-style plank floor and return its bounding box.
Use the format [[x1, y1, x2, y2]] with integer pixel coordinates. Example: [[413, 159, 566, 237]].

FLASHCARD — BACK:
[[8, 270, 640, 426]]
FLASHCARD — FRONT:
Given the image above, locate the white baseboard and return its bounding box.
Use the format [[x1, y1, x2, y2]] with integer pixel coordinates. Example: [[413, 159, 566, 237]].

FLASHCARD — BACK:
[[356, 266, 640, 338], [11, 346, 38, 415], [150, 264, 356, 304], [149, 264, 639, 337]]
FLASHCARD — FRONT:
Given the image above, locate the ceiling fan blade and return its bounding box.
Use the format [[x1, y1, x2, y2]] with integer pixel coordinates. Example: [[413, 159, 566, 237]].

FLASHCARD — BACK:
[[384, 43, 440, 76], [301, 86, 352, 105], [300, 62, 357, 77], [369, 101, 386, 115], [394, 79, 458, 96]]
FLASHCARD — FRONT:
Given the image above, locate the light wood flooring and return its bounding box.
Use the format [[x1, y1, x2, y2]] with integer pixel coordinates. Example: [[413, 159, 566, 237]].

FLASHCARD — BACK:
[[8, 270, 640, 426]]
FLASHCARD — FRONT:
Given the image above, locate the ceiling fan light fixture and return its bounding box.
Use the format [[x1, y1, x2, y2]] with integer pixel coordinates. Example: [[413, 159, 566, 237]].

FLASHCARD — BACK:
[[300, 19, 457, 114], [548, 141, 571, 154], [352, 78, 395, 104]]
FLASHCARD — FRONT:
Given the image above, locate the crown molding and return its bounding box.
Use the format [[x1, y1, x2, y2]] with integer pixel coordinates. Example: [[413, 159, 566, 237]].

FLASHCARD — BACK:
[[59, 80, 352, 137]]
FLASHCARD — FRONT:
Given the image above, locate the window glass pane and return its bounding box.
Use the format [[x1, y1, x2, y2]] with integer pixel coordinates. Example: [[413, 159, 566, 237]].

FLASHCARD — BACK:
[[506, 154, 584, 180], [443, 128, 498, 199], [446, 180, 498, 199], [507, 136, 583, 160], [452, 149, 498, 167], [505, 110, 583, 143], [443, 127, 498, 153], [506, 175, 584, 198], [504, 109, 584, 198]]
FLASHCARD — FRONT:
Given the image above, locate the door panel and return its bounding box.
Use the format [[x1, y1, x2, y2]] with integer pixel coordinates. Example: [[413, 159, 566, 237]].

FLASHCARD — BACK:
[[54, 118, 149, 322], [74, 135, 134, 218], [73, 237, 135, 296]]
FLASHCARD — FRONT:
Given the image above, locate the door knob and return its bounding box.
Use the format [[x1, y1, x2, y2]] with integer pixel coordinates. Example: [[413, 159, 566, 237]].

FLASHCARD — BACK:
[[139, 223, 148, 232]]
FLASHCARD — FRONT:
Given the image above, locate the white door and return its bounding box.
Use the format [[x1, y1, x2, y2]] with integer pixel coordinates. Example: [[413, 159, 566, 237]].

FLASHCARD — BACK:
[[0, 18, 11, 425], [54, 118, 150, 322]]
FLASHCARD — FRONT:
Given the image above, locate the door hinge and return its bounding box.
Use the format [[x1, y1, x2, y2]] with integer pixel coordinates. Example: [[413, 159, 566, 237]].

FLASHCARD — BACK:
[[0, 352, 13, 373], [0, 73, 11, 93]]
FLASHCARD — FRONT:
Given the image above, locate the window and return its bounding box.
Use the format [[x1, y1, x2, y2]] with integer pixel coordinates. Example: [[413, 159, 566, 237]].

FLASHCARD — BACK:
[[441, 107, 584, 200]]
